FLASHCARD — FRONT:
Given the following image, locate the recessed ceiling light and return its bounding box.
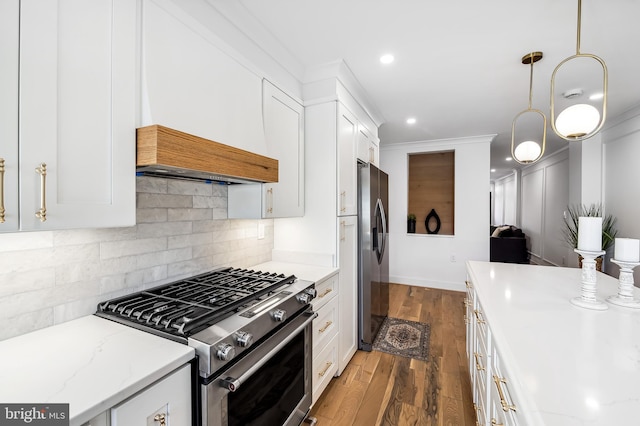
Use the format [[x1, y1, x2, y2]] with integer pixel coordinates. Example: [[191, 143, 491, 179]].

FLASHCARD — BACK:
[[380, 54, 394, 64], [406, 117, 416, 125], [505, 157, 513, 162], [491, 169, 496, 172]]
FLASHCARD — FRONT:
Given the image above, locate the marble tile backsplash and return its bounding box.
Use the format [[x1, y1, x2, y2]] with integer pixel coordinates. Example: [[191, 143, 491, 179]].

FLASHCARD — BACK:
[[0, 177, 273, 341]]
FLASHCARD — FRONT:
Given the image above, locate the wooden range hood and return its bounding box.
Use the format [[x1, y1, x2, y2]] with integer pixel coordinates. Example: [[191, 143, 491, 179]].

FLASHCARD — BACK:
[[136, 125, 278, 184]]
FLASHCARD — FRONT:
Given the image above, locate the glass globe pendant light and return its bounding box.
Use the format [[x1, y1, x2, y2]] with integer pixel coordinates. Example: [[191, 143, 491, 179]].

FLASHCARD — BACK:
[[511, 51, 546, 165], [550, 0, 607, 141]]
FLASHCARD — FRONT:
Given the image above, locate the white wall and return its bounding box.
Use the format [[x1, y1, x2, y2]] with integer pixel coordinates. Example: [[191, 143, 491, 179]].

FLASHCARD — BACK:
[[0, 177, 273, 341], [492, 172, 517, 226], [381, 135, 493, 291], [520, 149, 570, 266], [603, 105, 640, 282]]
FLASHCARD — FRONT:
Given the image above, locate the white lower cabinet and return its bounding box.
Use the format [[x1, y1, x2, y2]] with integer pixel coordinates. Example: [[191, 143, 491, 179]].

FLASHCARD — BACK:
[[466, 276, 521, 426], [337, 215, 358, 375], [110, 364, 192, 426], [81, 412, 109, 426], [310, 272, 339, 405]]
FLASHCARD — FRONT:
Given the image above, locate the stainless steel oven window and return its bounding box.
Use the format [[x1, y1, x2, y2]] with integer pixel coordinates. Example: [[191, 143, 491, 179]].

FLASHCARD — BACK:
[[228, 331, 305, 425], [203, 308, 314, 426]]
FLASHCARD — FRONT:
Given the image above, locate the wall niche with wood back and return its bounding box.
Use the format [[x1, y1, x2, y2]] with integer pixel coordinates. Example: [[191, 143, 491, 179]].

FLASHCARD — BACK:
[[408, 151, 455, 235]]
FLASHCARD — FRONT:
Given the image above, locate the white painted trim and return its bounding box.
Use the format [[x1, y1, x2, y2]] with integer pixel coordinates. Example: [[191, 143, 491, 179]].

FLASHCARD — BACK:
[[381, 134, 497, 151]]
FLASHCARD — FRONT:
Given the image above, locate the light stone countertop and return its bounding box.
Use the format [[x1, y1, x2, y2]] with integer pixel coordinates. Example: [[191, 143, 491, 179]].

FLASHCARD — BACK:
[[251, 261, 338, 284], [0, 315, 194, 426], [467, 260, 640, 425]]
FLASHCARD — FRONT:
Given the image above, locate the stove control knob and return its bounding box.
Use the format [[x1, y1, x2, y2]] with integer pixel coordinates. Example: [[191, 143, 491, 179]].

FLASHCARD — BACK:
[[235, 331, 253, 348], [272, 309, 287, 322], [305, 288, 317, 299], [296, 293, 311, 304], [216, 343, 236, 361]]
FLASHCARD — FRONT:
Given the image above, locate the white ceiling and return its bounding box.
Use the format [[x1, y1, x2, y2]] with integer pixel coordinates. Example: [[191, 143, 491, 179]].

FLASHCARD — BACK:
[[208, 0, 640, 180]]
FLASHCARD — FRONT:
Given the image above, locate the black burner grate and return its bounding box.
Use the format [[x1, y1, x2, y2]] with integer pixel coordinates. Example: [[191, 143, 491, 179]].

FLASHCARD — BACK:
[[96, 267, 296, 339]]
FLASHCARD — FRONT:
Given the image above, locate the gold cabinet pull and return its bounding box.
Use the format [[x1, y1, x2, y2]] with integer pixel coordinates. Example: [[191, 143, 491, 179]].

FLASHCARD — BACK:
[[491, 419, 504, 426], [340, 191, 346, 212], [473, 352, 485, 371], [154, 413, 166, 426], [35, 163, 47, 222], [318, 361, 333, 377], [474, 309, 485, 325], [318, 287, 333, 298], [340, 220, 346, 241], [0, 158, 5, 223], [465, 280, 472, 289], [493, 375, 517, 412], [319, 320, 333, 333], [266, 187, 273, 214]]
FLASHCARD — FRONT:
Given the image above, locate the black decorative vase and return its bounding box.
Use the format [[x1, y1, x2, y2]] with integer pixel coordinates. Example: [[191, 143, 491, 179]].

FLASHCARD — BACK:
[[407, 219, 416, 233]]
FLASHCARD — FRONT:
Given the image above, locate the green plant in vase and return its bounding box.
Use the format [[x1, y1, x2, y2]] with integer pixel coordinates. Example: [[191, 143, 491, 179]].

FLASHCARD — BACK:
[[407, 213, 416, 233], [562, 203, 618, 270]]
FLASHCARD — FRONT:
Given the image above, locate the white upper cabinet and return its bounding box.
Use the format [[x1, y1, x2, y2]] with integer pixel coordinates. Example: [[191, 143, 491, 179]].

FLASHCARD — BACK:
[[337, 104, 358, 216], [228, 80, 305, 219], [141, 0, 266, 156], [357, 123, 379, 167], [0, 0, 19, 231], [262, 80, 305, 218], [10, 0, 137, 232]]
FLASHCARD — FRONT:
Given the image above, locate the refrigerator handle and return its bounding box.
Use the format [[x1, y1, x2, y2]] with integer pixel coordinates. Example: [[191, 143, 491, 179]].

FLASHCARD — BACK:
[[377, 198, 387, 259]]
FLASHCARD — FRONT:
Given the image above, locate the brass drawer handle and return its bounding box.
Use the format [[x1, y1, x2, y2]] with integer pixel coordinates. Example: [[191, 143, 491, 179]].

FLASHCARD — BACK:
[[318, 361, 333, 377], [493, 374, 517, 412], [0, 158, 5, 223], [474, 309, 485, 325], [465, 280, 472, 289], [266, 187, 273, 214], [35, 163, 47, 222], [319, 320, 333, 333], [340, 191, 346, 212], [474, 352, 485, 371], [154, 413, 166, 426], [340, 220, 346, 241], [318, 287, 333, 298], [491, 419, 504, 426]]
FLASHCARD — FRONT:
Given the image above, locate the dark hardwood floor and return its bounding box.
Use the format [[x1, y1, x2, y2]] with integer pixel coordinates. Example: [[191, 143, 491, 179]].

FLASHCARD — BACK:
[[309, 284, 475, 425]]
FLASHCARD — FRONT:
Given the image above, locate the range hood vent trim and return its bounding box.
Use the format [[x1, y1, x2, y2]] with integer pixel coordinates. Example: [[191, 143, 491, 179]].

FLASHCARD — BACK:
[[136, 125, 278, 184]]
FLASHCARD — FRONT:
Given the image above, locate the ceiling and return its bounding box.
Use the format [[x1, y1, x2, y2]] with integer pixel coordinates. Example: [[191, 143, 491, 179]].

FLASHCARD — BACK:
[[207, 0, 640, 180]]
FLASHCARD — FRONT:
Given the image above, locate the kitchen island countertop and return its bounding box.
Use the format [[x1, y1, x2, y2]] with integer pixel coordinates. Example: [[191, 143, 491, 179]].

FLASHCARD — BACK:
[[467, 260, 640, 425], [0, 315, 194, 426]]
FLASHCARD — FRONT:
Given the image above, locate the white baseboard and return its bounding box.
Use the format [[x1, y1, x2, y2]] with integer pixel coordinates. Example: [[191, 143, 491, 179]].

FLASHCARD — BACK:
[[388, 275, 465, 292]]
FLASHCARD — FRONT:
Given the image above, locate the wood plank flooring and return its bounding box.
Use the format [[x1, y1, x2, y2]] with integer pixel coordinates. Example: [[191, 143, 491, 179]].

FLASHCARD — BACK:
[[309, 284, 475, 426]]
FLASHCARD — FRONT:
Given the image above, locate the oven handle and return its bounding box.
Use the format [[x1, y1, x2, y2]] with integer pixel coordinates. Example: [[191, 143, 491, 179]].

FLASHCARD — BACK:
[[220, 310, 317, 392]]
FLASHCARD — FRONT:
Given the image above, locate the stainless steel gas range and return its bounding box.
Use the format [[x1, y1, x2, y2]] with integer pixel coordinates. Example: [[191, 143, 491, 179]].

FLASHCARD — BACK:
[[96, 267, 317, 426]]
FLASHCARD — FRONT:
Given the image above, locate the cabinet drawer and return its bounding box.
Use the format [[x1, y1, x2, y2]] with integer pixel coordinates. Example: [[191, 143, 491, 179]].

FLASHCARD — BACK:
[[110, 364, 192, 425], [490, 346, 519, 424], [474, 299, 489, 345], [312, 335, 338, 405], [313, 297, 339, 352], [312, 273, 338, 310]]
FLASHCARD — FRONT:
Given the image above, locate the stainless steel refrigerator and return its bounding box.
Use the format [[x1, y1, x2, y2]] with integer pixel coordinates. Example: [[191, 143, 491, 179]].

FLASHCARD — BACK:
[[358, 163, 389, 351]]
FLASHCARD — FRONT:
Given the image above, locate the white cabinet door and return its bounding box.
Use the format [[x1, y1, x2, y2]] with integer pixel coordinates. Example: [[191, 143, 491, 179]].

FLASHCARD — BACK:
[[0, 0, 19, 231], [356, 122, 378, 166], [337, 104, 357, 216], [111, 364, 192, 426], [337, 215, 357, 374], [228, 80, 305, 219], [262, 80, 304, 218], [18, 0, 136, 231]]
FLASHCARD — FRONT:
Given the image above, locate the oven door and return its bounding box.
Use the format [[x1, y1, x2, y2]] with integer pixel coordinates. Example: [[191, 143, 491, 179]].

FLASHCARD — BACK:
[[202, 307, 316, 426]]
